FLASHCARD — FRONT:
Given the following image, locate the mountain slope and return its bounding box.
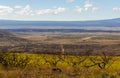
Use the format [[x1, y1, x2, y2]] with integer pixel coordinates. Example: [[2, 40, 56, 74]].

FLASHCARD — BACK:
[[0, 30, 28, 46]]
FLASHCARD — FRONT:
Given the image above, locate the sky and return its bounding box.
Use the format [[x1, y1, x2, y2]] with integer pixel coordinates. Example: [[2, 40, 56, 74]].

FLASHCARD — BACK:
[[0, 0, 120, 21]]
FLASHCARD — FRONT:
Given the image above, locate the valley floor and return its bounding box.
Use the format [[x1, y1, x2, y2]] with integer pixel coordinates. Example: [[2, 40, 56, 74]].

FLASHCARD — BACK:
[[0, 32, 120, 77], [4, 32, 120, 55]]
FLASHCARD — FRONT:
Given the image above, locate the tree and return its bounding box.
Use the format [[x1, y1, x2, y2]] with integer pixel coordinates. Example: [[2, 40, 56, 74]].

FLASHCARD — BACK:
[[86, 52, 115, 69]]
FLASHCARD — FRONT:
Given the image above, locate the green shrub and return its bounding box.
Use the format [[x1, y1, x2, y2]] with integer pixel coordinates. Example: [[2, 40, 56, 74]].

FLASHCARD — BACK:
[[0, 53, 30, 68]]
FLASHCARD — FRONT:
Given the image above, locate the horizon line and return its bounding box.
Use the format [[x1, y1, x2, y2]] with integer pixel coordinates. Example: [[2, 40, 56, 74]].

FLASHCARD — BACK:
[[0, 17, 120, 22]]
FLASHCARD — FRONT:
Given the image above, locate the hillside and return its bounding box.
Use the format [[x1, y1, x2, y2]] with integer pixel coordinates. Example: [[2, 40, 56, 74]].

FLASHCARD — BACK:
[[0, 30, 28, 46]]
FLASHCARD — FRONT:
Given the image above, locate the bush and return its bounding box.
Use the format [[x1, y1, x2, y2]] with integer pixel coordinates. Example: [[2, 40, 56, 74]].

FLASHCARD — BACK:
[[0, 53, 30, 68]]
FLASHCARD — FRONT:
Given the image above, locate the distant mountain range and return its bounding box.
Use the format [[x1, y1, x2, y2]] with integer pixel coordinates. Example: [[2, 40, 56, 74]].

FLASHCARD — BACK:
[[0, 18, 120, 28], [0, 18, 120, 33]]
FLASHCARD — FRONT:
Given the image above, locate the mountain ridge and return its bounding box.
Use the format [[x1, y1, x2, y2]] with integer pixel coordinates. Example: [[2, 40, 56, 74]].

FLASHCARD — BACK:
[[0, 18, 120, 28]]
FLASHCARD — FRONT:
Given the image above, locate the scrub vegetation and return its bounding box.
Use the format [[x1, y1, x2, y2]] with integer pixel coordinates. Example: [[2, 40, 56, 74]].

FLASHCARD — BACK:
[[0, 30, 120, 78], [0, 52, 119, 78]]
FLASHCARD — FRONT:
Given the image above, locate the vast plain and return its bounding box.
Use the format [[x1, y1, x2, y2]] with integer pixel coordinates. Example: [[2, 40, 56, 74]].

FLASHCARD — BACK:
[[0, 30, 120, 78], [1, 31, 120, 55], [0, 19, 120, 78]]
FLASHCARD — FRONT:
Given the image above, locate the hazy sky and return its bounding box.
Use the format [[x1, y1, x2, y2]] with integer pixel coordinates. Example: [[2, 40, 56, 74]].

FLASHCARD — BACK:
[[0, 0, 120, 21]]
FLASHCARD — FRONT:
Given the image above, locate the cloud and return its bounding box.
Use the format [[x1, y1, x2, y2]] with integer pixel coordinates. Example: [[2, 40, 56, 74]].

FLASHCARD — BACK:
[[66, 0, 75, 3], [92, 7, 99, 11], [113, 7, 120, 11], [35, 7, 66, 15], [0, 5, 13, 15], [14, 5, 65, 16], [75, 6, 83, 13], [75, 0, 99, 13], [84, 1, 93, 11], [15, 5, 33, 15], [14, 5, 22, 9]]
